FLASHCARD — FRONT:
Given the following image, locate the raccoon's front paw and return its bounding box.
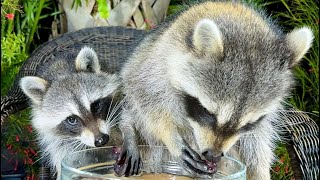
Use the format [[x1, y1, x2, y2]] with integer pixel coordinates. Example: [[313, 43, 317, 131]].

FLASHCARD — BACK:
[[179, 145, 217, 178], [113, 145, 141, 177]]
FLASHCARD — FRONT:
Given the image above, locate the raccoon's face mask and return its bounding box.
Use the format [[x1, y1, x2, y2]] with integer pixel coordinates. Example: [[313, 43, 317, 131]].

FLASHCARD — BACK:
[[20, 47, 122, 147], [173, 19, 314, 157], [21, 72, 121, 147]]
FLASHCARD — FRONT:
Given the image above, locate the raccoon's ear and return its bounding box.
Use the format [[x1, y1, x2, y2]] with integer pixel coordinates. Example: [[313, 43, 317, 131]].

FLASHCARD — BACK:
[[286, 27, 314, 67], [193, 19, 223, 58], [20, 76, 48, 105], [75, 46, 101, 73]]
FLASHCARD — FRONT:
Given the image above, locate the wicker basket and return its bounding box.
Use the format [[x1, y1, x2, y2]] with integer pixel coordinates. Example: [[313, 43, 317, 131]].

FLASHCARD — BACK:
[[60, 0, 171, 32]]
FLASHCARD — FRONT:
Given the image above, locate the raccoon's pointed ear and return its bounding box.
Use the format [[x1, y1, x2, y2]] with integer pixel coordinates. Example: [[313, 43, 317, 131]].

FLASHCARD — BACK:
[[286, 27, 314, 67], [20, 76, 48, 105], [75, 46, 101, 73], [193, 19, 223, 57]]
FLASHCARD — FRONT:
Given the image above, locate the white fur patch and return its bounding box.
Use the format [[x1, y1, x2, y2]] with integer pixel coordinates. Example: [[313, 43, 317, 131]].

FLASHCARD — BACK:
[[238, 100, 281, 128], [20, 76, 48, 105], [198, 97, 218, 115], [166, 50, 197, 94], [75, 46, 101, 73], [193, 19, 223, 56], [286, 27, 314, 65], [80, 94, 91, 112], [99, 120, 108, 134], [67, 102, 81, 117], [78, 129, 95, 147], [217, 103, 234, 125]]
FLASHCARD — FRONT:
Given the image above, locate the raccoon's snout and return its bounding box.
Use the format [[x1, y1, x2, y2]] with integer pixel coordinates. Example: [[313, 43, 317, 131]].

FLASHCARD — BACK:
[[202, 150, 223, 163], [94, 134, 109, 147]]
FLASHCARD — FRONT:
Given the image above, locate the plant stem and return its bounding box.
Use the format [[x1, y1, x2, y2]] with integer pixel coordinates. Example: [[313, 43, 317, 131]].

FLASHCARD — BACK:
[[16, 11, 21, 34], [1, 17, 6, 36], [7, 16, 14, 34], [25, 0, 45, 52]]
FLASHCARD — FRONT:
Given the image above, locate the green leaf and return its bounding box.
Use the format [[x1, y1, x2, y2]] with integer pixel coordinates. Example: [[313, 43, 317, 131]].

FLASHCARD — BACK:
[[97, 0, 109, 19]]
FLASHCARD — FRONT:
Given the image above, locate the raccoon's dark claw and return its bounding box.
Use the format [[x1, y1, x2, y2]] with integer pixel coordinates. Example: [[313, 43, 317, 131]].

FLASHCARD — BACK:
[[179, 146, 217, 178], [112, 146, 122, 160], [114, 146, 141, 177]]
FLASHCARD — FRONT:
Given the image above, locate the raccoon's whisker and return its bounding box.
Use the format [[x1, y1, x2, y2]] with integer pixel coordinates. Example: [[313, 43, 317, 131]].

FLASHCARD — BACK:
[[33, 156, 44, 165], [109, 121, 121, 128], [112, 100, 124, 116], [106, 104, 123, 127], [106, 94, 116, 122], [114, 98, 125, 110], [60, 137, 75, 142], [71, 142, 83, 154], [108, 110, 122, 125], [58, 140, 79, 151], [107, 99, 124, 123], [108, 108, 121, 124]]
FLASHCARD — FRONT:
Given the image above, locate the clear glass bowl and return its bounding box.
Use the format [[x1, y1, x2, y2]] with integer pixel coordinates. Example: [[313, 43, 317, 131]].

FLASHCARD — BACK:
[[61, 146, 246, 180]]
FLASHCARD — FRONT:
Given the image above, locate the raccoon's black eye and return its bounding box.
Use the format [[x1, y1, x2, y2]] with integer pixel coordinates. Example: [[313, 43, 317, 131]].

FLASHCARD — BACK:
[[66, 116, 78, 125], [91, 97, 114, 118], [91, 100, 102, 114]]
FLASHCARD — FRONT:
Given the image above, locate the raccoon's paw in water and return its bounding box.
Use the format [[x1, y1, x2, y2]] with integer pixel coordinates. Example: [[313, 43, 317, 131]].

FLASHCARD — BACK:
[[113, 145, 141, 177], [179, 145, 217, 179]]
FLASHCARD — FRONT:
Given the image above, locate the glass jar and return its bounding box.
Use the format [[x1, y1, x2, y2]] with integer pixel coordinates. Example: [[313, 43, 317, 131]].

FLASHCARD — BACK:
[[61, 145, 246, 180]]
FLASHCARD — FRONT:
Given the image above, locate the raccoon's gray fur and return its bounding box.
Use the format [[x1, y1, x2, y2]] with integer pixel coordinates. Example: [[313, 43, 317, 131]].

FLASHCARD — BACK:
[[20, 47, 123, 179], [117, 1, 313, 179]]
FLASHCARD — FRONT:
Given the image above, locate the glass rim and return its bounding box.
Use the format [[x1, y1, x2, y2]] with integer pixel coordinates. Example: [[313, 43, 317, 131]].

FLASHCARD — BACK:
[[61, 145, 246, 179]]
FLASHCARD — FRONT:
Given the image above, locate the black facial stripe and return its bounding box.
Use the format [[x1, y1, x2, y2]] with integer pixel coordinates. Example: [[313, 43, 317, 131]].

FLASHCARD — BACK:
[[239, 115, 266, 132], [184, 94, 217, 127], [56, 115, 82, 136], [91, 96, 119, 120]]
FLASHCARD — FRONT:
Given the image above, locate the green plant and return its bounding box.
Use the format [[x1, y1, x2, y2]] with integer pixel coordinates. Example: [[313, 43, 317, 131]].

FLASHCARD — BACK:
[[1, 0, 58, 178], [271, 0, 319, 119], [71, 0, 109, 19], [1, 33, 28, 95], [271, 143, 295, 180]]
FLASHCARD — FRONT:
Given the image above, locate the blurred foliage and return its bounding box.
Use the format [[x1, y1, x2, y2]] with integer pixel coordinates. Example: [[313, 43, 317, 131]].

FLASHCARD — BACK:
[[71, 0, 109, 18], [97, 0, 109, 18], [1, 0, 58, 177]]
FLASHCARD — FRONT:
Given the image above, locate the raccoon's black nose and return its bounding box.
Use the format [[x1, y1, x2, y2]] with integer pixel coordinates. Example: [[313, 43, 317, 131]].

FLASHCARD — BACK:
[[95, 134, 109, 147], [202, 150, 223, 163]]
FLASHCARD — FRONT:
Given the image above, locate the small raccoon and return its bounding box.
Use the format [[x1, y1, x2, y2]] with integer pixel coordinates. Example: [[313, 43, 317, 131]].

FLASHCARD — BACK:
[[116, 1, 313, 179], [20, 47, 123, 179]]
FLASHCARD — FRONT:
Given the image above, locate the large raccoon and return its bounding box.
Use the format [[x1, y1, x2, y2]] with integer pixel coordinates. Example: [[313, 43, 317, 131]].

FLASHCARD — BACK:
[[20, 47, 123, 179], [116, 1, 313, 179]]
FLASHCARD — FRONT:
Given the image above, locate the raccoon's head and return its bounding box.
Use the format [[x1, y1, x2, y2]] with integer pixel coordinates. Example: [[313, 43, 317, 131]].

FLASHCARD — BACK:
[[20, 47, 122, 147], [168, 19, 313, 160]]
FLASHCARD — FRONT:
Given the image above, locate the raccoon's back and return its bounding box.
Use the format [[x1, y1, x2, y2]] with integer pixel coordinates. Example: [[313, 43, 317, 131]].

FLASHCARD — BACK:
[[169, 2, 281, 46]]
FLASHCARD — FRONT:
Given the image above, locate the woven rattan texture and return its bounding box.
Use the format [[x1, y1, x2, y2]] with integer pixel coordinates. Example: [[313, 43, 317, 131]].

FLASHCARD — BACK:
[[1, 26, 145, 127], [281, 110, 319, 180]]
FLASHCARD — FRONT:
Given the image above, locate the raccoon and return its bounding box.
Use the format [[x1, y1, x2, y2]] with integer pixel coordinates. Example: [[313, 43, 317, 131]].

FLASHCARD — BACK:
[[116, 1, 313, 179], [20, 47, 123, 179]]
